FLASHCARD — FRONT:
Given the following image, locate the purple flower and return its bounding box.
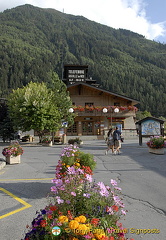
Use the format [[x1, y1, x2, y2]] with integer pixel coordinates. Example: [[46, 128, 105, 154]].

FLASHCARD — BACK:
[[50, 186, 58, 193], [56, 196, 64, 204], [83, 193, 91, 198], [51, 179, 63, 187], [67, 166, 76, 175]]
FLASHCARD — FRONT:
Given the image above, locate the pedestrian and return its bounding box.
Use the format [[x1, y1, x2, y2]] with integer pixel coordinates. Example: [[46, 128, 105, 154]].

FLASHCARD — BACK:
[[17, 131, 21, 142], [105, 128, 115, 155], [113, 126, 121, 155]]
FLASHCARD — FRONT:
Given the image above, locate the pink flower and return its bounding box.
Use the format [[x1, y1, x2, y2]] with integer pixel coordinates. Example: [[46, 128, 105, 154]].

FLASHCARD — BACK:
[[71, 192, 76, 196], [110, 179, 118, 186], [86, 174, 92, 182], [121, 210, 126, 215]]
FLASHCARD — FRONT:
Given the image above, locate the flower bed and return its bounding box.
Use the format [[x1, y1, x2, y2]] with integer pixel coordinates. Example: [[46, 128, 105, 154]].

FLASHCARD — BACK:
[[68, 138, 83, 145], [23, 145, 134, 240], [55, 145, 96, 179], [41, 136, 52, 144]]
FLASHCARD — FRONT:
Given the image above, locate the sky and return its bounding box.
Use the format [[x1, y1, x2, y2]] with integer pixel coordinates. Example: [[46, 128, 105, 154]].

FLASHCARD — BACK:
[[0, 0, 166, 43]]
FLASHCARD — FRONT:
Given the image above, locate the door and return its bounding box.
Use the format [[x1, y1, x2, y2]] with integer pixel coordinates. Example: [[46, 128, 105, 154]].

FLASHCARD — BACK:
[[67, 122, 77, 136], [82, 122, 93, 135]]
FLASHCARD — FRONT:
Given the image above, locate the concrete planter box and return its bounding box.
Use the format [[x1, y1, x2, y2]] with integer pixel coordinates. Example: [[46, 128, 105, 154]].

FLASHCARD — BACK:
[[42, 141, 53, 147], [6, 155, 21, 164], [148, 148, 164, 155]]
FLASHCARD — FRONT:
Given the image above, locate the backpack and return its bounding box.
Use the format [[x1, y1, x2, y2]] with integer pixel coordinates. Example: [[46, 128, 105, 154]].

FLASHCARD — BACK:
[[113, 131, 118, 140]]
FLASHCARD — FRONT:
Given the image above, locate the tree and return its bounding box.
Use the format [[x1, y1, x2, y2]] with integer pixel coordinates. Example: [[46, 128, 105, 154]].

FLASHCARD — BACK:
[[47, 72, 74, 127], [136, 110, 152, 121], [7, 80, 73, 141], [0, 101, 15, 142]]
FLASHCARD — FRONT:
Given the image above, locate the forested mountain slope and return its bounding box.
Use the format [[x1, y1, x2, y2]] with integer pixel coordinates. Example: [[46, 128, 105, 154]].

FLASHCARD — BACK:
[[0, 4, 166, 117]]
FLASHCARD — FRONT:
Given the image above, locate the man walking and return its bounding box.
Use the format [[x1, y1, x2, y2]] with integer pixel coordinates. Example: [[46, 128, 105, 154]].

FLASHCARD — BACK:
[[113, 127, 121, 154]]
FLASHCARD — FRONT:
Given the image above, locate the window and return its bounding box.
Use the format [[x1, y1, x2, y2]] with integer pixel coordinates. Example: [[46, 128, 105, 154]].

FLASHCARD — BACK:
[[85, 103, 94, 107], [67, 122, 77, 135], [114, 102, 120, 106]]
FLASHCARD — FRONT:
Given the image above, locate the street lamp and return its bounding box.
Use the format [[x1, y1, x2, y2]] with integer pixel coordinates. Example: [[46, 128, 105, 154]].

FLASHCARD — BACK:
[[102, 108, 108, 113], [114, 107, 119, 113], [69, 108, 74, 113]]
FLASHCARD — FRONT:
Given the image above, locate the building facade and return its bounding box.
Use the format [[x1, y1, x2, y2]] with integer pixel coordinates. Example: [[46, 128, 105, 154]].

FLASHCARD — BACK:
[[63, 65, 139, 139]]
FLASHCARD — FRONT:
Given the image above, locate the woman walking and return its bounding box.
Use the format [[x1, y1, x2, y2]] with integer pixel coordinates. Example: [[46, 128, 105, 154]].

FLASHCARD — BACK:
[[105, 128, 115, 155]]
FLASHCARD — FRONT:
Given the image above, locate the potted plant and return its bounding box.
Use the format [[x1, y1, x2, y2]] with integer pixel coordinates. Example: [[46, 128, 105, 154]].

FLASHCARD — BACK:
[[146, 136, 165, 155], [68, 137, 83, 147], [2, 141, 24, 164], [21, 135, 30, 142], [41, 136, 52, 146]]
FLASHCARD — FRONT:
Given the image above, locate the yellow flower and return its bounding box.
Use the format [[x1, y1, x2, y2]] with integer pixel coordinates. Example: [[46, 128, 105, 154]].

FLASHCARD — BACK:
[[78, 215, 86, 223], [75, 163, 80, 167], [74, 217, 80, 222], [69, 220, 79, 229], [86, 223, 92, 231], [76, 224, 88, 235], [58, 215, 68, 223], [94, 230, 105, 240], [62, 163, 65, 166], [66, 165, 70, 168]]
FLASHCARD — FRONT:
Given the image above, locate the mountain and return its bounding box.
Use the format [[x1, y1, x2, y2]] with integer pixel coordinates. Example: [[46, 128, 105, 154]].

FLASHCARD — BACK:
[[0, 4, 166, 117]]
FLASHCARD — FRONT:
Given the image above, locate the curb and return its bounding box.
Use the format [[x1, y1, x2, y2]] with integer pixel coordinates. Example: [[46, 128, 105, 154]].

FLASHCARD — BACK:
[[0, 159, 6, 170]]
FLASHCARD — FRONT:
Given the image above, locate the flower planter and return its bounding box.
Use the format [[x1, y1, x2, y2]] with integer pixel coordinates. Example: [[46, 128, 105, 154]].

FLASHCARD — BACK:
[[74, 141, 83, 148], [148, 148, 164, 155], [42, 141, 52, 147], [6, 155, 21, 164]]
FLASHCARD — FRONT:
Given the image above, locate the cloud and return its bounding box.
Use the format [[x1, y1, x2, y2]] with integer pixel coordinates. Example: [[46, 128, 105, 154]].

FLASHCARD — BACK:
[[0, 0, 165, 42]]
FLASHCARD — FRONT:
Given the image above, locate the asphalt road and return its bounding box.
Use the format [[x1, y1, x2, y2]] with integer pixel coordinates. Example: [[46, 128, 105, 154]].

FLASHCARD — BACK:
[[0, 140, 166, 240]]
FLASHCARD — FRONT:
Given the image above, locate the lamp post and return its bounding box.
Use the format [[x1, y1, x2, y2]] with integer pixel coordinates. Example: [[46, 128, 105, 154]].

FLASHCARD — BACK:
[[111, 107, 119, 128], [102, 108, 108, 135], [102, 107, 119, 128]]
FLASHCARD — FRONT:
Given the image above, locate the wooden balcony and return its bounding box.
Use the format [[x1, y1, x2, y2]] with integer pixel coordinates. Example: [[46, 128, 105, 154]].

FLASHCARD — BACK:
[[73, 109, 136, 118]]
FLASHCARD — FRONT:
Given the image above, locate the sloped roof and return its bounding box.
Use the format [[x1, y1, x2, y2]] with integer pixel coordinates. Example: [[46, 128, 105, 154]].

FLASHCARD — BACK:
[[67, 82, 140, 105], [136, 117, 165, 124]]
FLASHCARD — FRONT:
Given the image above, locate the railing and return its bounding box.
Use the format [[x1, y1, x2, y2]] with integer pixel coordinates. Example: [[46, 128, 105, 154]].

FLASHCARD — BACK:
[[73, 106, 137, 117]]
